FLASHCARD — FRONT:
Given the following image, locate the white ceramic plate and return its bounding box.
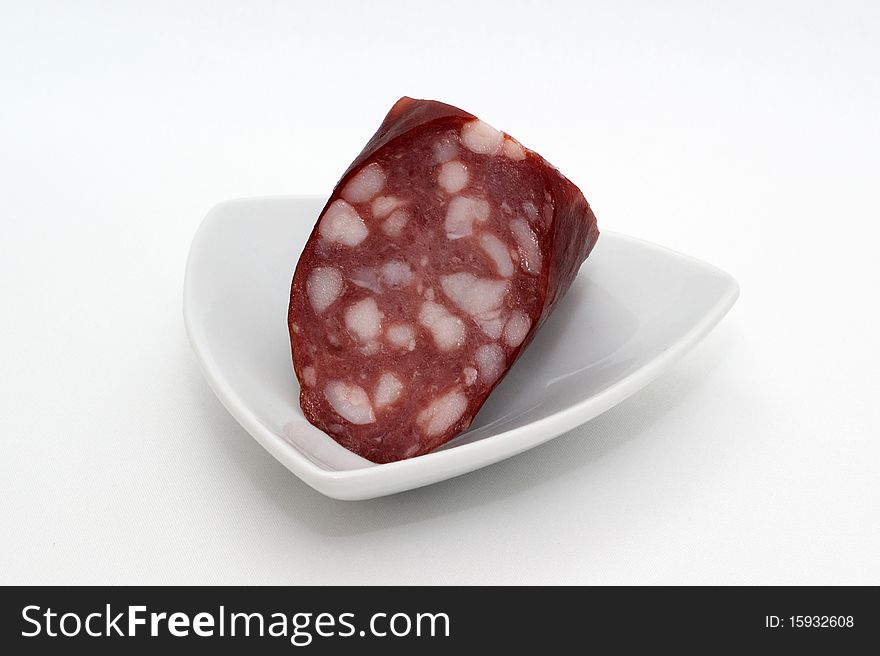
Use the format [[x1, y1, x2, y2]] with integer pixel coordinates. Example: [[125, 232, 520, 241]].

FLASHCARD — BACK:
[[184, 196, 738, 500]]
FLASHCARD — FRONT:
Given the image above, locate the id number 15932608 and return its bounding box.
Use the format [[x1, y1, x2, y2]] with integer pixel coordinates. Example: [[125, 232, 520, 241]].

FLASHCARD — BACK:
[[765, 616, 854, 628]]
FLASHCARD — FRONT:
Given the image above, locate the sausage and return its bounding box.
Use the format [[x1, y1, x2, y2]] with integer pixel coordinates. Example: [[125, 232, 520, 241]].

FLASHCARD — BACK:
[[288, 97, 599, 463]]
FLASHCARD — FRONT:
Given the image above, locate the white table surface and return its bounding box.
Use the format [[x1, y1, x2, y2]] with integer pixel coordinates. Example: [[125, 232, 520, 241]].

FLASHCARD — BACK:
[[2, 1, 878, 585]]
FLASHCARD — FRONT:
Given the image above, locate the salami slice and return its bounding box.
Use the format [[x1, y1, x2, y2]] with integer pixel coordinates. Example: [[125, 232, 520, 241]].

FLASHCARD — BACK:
[[288, 97, 599, 463]]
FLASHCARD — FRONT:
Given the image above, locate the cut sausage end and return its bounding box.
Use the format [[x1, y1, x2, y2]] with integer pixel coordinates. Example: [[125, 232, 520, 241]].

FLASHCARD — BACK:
[[290, 97, 599, 463]]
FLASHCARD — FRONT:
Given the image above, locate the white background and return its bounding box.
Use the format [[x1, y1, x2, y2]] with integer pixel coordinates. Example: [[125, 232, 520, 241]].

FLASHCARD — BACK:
[[2, 1, 878, 584]]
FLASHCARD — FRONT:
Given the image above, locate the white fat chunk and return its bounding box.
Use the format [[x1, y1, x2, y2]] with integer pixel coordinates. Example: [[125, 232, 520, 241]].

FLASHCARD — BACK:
[[522, 200, 539, 221], [319, 200, 368, 247], [307, 266, 343, 313], [324, 381, 375, 425], [438, 160, 470, 194], [380, 260, 413, 288], [479, 232, 514, 277], [351, 266, 382, 294], [476, 315, 506, 340], [302, 366, 317, 387], [504, 310, 531, 347], [440, 272, 508, 317], [344, 297, 382, 342], [475, 343, 505, 384], [385, 323, 416, 350], [502, 138, 527, 161], [433, 138, 458, 163], [461, 119, 503, 156], [382, 208, 409, 237], [510, 218, 543, 275], [360, 341, 381, 356], [463, 367, 478, 386], [419, 301, 466, 351], [444, 195, 490, 240], [372, 195, 403, 219], [341, 163, 386, 204], [418, 389, 468, 436], [374, 372, 404, 408]]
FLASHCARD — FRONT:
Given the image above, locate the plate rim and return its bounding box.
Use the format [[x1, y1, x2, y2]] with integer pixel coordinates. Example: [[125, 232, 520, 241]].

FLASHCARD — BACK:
[[184, 195, 740, 499]]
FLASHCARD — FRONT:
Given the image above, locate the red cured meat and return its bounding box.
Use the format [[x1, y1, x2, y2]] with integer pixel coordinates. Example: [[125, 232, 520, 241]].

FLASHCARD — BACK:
[[288, 97, 599, 463]]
